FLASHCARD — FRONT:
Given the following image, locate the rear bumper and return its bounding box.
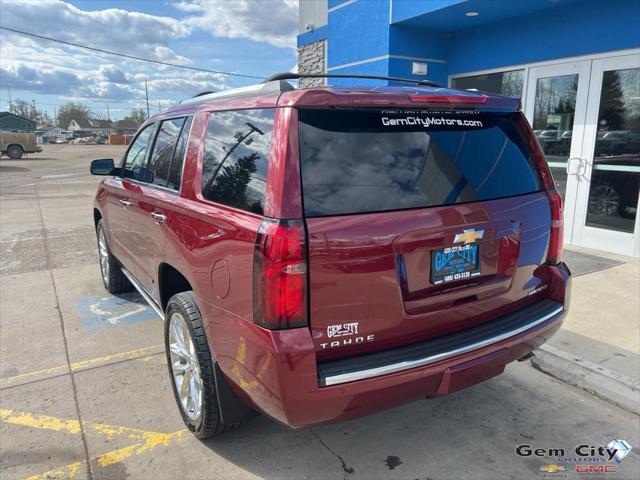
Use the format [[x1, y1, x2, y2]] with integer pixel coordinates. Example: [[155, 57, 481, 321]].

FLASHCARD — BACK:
[[317, 298, 562, 387], [215, 263, 571, 428]]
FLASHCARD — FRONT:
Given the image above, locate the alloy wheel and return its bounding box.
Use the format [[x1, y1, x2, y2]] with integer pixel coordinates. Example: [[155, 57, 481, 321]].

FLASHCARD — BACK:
[[589, 185, 620, 216], [168, 312, 203, 422], [97, 227, 110, 285]]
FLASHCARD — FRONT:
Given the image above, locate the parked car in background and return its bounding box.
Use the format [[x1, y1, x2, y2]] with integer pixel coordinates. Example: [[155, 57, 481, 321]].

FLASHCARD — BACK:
[[0, 132, 42, 159], [596, 130, 640, 156], [589, 153, 640, 219], [90, 73, 571, 438]]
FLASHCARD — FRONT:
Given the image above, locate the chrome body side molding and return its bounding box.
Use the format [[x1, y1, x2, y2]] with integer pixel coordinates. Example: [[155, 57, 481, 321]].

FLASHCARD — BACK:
[[121, 267, 165, 321]]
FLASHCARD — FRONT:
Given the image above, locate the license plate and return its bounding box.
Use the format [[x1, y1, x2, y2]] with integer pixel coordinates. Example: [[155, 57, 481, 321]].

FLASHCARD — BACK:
[[431, 243, 481, 285]]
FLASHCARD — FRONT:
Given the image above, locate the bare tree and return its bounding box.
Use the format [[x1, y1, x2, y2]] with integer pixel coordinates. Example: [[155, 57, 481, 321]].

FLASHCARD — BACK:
[[56, 102, 91, 129]]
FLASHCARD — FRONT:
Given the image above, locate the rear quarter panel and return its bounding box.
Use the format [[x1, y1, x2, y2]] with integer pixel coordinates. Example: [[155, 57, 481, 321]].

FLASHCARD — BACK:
[[161, 111, 268, 404]]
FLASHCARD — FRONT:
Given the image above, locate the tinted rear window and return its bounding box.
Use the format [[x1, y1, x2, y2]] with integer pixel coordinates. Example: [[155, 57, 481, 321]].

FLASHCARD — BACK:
[[202, 109, 275, 215], [298, 109, 542, 217]]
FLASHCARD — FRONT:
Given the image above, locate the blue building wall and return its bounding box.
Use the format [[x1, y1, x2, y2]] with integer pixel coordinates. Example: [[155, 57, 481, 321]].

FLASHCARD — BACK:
[[390, 0, 466, 24], [446, 0, 640, 75], [327, 0, 390, 67], [298, 0, 640, 86]]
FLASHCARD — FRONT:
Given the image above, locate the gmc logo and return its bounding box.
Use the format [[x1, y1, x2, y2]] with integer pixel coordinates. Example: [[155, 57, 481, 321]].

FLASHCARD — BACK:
[[576, 465, 617, 473]]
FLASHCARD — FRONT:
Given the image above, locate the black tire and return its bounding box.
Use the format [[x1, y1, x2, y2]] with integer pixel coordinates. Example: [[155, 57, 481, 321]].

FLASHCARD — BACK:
[[165, 291, 242, 438], [618, 202, 635, 219], [96, 220, 131, 294], [6, 145, 23, 159]]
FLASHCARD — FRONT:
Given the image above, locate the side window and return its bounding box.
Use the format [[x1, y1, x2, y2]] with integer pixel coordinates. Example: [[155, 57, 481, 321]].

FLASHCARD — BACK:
[[202, 109, 275, 214], [123, 124, 155, 181], [147, 117, 186, 187], [167, 116, 192, 190]]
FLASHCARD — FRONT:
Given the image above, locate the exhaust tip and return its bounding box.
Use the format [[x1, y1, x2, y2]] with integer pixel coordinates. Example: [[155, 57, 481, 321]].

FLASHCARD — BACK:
[[518, 351, 536, 362]]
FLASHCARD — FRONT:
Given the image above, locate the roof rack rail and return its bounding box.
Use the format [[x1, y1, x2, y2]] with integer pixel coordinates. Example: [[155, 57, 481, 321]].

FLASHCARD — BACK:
[[264, 72, 440, 87], [181, 80, 295, 106]]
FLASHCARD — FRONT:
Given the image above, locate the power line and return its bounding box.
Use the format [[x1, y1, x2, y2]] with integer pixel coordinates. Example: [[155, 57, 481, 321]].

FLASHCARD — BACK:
[[0, 26, 266, 80]]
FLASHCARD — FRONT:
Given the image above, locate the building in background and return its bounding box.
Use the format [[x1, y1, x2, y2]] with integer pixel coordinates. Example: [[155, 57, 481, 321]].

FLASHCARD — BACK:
[[0, 111, 36, 132], [113, 119, 140, 135], [298, 0, 640, 256], [67, 117, 114, 133]]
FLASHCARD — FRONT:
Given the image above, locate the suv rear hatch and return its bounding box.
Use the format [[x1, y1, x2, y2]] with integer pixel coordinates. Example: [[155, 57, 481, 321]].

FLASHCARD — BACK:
[[297, 106, 557, 361]]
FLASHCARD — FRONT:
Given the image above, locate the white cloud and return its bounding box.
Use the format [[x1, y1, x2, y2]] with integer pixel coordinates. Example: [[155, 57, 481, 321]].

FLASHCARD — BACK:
[[0, 0, 297, 115], [98, 65, 130, 84], [1, 64, 84, 95], [1, 0, 191, 60], [176, 0, 298, 48]]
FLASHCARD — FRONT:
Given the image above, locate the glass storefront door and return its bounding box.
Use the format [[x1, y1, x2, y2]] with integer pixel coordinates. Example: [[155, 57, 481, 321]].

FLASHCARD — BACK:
[[456, 52, 640, 255], [524, 61, 591, 244], [572, 55, 640, 256]]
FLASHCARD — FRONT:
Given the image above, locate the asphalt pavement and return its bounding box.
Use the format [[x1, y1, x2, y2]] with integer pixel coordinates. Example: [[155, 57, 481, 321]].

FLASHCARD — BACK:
[[1, 145, 638, 480]]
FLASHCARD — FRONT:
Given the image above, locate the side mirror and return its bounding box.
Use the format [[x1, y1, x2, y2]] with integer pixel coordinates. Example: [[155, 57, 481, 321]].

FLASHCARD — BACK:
[[90, 158, 119, 176]]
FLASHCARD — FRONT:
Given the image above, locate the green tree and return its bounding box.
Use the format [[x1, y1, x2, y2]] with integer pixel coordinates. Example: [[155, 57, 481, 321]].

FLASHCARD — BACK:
[[599, 71, 626, 130], [207, 152, 259, 213], [56, 102, 91, 129], [122, 108, 147, 125]]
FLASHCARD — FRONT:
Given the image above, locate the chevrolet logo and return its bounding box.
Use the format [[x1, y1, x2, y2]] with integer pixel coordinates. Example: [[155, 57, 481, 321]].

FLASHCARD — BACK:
[[539, 465, 566, 473], [453, 229, 484, 244]]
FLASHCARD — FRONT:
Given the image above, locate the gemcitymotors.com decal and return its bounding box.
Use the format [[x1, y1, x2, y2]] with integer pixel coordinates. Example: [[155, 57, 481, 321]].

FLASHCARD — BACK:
[[381, 115, 484, 128]]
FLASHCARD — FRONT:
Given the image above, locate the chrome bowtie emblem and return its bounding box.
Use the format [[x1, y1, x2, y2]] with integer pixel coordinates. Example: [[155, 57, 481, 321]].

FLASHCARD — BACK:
[[454, 229, 484, 244]]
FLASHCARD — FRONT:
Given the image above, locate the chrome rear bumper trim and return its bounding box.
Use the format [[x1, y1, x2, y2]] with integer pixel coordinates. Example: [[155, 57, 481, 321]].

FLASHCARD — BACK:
[[322, 305, 563, 386], [121, 267, 165, 321]]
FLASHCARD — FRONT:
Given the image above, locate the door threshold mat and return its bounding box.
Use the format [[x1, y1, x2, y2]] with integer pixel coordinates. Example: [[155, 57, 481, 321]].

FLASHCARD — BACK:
[[563, 249, 624, 276]]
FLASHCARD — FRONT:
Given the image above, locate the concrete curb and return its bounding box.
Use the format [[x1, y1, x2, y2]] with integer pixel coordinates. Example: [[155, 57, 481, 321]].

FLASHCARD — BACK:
[[531, 344, 640, 415]]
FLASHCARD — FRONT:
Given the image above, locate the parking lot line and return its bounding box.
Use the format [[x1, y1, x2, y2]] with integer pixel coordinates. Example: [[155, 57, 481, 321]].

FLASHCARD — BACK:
[[0, 344, 164, 386], [0, 408, 82, 434], [1, 408, 187, 479], [23, 462, 82, 480]]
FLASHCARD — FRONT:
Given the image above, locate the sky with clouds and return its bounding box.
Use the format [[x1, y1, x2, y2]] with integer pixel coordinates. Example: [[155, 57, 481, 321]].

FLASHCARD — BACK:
[[0, 0, 299, 121]]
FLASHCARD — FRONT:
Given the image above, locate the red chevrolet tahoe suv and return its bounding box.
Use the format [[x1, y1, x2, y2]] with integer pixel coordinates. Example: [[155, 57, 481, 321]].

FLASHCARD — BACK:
[[91, 73, 571, 438]]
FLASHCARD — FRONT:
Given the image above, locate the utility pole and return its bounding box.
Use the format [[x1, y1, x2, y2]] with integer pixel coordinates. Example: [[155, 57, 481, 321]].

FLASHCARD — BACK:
[[158, 101, 161, 113], [107, 104, 110, 121], [53, 105, 57, 125], [144, 79, 150, 118]]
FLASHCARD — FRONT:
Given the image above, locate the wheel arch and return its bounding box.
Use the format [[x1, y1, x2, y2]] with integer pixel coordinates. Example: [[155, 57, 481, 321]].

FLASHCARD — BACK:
[[158, 262, 194, 312], [93, 208, 102, 230]]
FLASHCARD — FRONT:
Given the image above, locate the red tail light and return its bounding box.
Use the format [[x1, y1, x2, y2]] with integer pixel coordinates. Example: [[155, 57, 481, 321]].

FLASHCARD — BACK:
[[515, 113, 555, 190], [547, 190, 564, 265], [253, 218, 308, 329], [515, 113, 564, 264]]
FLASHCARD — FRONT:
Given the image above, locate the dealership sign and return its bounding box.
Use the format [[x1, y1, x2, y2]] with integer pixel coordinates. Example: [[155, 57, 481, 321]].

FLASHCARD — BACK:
[[516, 439, 632, 476]]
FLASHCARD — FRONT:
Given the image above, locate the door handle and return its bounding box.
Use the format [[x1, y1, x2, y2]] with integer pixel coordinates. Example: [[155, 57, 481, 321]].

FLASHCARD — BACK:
[[151, 212, 166, 224], [119, 199, 132, 208], [566, 157, 584, 175]]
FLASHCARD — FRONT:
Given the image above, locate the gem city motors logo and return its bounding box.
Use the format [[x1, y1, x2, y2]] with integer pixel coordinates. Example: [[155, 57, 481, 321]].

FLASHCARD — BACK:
[[516, 439, 632, 476]]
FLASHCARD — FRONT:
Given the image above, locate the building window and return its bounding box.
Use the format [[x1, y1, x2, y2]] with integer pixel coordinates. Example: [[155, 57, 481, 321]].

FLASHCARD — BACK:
[[452, 70, 525, 98]]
